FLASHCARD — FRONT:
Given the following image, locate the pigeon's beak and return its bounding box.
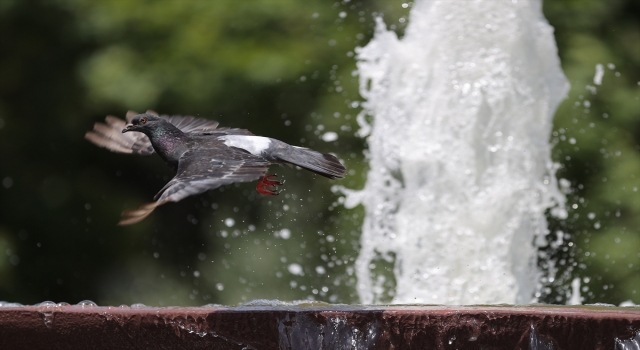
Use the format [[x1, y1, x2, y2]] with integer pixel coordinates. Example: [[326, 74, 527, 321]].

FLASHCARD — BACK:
[[122, 124, 134, 133]]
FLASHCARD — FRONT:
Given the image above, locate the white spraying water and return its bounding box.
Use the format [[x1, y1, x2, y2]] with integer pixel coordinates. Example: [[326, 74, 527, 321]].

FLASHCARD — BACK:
[[594, 63, 605, 85], [345, 0, 569, 304]]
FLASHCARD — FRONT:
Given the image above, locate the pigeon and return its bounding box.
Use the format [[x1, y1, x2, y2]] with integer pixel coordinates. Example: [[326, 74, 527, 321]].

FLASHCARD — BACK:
[[86, 111, 346, 225]]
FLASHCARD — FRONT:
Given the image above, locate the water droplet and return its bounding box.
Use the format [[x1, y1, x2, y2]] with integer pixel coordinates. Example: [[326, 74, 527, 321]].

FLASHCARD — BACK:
[[594, 64, 604, 85], [201, 303, 223, 308], [37, 301, 58, 328], [288, 263, 304, 276], [224, 218, 235, 227], [321, 131, 339, 142], [78, 300, 97, 308], [9, 255, 19, 266], [279, 228, 291, 240], [37, 301, 57, 307], [0, 301, 23, 307], [2, 177, 13, 189], [130, 303, 147, 309]]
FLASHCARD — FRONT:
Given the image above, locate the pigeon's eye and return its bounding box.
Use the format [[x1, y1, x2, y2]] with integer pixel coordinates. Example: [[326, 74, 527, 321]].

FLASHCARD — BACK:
[[140, 117, 147, 124]]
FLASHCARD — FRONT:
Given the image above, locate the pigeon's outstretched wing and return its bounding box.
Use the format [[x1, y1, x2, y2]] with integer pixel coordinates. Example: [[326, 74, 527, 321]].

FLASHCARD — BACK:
[[84, 114, 155, 155], [118, 147, 270, 225], [85, 110, 251, 155]]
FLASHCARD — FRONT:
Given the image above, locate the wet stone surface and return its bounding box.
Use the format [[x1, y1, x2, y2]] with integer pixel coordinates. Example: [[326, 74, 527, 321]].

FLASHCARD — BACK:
[[0, 304, 639, 349]]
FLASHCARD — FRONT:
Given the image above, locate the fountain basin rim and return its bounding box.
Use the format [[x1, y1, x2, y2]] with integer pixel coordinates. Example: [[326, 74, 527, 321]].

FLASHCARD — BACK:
[[2, 304, 639, 350], [2, 303, 639, 315]]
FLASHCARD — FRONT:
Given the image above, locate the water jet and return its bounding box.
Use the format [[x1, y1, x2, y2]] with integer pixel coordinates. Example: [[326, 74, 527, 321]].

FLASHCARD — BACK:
[[346, 0, 569, 305]]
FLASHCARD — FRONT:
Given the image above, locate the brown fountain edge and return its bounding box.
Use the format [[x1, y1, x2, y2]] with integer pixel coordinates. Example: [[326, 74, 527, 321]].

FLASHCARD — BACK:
[[1, 304, 639, 349]]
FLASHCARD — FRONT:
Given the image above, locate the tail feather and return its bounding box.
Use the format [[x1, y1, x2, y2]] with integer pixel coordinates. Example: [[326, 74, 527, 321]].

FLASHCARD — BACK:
[[277, 146, 346, 179]]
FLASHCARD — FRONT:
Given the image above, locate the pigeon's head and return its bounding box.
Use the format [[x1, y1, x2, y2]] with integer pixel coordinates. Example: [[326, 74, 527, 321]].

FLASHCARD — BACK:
[[122, 114, 163, 134]]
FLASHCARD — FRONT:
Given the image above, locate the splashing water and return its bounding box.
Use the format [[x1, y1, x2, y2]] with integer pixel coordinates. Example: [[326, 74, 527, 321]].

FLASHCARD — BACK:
[[345, 0, 569, 304]]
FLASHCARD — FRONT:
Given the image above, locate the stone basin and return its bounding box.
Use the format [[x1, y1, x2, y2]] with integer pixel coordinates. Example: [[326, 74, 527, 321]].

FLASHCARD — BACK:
[[1, 304, 639, 349]]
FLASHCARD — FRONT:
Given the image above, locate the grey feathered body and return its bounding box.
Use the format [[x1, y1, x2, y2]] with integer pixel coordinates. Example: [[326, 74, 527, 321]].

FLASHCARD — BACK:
[[85, 111, 346, 225]]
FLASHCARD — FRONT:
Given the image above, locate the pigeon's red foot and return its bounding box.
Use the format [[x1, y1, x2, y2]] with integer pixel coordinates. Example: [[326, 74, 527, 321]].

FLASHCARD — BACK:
[[256, 174, 284, 195]]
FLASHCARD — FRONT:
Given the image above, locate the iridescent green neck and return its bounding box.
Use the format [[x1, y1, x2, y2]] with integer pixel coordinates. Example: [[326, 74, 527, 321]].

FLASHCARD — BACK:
[[146, 123, 189, 171]]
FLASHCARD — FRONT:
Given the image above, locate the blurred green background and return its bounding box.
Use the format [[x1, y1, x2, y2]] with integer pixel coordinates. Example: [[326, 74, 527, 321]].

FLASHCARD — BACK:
[[0, 0, 638, 306]]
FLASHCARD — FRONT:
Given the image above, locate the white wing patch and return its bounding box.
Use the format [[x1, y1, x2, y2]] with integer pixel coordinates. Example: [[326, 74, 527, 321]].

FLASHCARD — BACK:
[[221, 136, 272, 155]]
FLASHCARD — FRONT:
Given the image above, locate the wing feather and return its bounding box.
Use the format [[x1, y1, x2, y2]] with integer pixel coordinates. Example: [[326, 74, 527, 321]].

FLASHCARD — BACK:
[[86, 111, 249, 155], [118, 149, 269, 225], [85, 115, 153, 155]]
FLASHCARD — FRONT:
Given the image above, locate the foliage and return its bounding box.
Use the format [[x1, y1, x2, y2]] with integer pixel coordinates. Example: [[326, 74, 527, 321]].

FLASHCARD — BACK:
[[0, 0, 637, 306], [544, 0, 640, 304]]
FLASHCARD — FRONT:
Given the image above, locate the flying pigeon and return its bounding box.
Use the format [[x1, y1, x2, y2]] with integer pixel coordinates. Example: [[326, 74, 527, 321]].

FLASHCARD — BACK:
[[86, 111, 346, 225]]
